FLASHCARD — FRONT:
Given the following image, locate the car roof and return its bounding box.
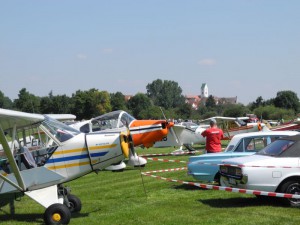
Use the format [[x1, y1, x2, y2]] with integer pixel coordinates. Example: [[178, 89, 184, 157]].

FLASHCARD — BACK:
[[231, 131, 299, 139]]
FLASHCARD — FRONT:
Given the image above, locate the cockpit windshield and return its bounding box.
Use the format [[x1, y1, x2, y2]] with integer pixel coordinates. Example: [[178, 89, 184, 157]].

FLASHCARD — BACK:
[[91, 110, 136, 131], [42, 116, 81, 142]]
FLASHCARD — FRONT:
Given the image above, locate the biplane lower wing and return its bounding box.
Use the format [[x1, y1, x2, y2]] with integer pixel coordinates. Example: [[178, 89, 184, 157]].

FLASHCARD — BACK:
[[0, 167, 65, 194]]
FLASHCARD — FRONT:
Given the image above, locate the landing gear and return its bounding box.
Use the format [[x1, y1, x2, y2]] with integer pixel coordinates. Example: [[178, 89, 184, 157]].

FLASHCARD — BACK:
[[67, 194, 82, 213], [44, 203, 71, 225]]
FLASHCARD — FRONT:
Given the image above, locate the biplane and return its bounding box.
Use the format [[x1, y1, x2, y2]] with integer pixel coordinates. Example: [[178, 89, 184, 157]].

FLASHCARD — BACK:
[[69, 110, 175, 170], [0, 108, 132, 225]]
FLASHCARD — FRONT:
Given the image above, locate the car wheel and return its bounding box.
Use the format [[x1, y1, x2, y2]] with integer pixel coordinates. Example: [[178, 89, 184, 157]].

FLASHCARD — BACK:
[[279, 180, 300, 207]]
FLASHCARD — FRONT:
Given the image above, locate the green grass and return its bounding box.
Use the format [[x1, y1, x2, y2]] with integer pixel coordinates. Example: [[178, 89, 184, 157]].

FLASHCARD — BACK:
[[1, 144, 300, 225]]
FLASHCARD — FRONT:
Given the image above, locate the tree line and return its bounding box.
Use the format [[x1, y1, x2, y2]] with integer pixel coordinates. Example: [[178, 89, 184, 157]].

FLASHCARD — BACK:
[[0, 79, 299, 121]]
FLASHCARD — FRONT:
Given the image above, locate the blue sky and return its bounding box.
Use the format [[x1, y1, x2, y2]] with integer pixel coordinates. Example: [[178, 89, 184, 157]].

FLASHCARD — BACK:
[[1, 0, 299, 105]]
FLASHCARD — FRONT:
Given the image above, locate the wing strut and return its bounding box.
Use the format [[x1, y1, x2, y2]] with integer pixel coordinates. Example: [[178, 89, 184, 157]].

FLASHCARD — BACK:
[[0, 126, 26, 191]]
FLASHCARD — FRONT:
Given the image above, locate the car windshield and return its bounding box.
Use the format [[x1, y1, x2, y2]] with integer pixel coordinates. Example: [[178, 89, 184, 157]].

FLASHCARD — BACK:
[[256, 139, 295, 156]]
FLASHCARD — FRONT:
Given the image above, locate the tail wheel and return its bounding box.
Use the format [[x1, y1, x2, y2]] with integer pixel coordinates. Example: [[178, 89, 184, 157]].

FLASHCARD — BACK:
[[44, 203, 71, 225], [67, 194, 82, 213], [279, 180, 300, 207]]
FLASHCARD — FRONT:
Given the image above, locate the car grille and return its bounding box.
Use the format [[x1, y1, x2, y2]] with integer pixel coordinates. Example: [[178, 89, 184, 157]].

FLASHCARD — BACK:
[[220, 165, 242, 179]]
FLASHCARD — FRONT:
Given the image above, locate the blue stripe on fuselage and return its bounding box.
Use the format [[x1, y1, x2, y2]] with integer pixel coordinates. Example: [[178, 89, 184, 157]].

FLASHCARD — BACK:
[[47, 151, 108, 163]]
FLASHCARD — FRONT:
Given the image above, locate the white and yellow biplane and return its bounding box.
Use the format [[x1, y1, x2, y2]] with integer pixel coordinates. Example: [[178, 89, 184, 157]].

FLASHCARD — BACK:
[[0, 108, 132, 225]]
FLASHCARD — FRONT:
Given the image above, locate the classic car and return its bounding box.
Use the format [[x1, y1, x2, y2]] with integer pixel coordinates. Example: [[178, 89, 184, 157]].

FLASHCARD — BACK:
[[220, 133, 300, 207], [187, 131, 299, 184]]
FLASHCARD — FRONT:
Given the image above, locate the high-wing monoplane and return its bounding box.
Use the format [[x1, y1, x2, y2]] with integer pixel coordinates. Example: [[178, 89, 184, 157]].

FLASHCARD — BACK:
[[200, 116, 267, 139], [69, 110, 175, 170], [153, 121, 207, 151], [154, 116, 267, 151], [0, 108, 132, 225]]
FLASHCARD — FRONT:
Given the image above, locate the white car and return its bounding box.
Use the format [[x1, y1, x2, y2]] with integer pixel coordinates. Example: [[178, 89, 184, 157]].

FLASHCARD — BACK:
[[188, 131, 299, 183], [220, 134, 300, 206]]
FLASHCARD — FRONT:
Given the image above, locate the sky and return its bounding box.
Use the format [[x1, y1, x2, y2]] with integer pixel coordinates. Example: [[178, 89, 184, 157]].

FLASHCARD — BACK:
[[1, 0, 299, 105]]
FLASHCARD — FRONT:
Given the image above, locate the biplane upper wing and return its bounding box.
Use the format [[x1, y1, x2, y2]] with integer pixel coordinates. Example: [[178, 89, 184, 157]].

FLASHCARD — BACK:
[[46, 114, 76, 122], [0, 108, 45, 131]]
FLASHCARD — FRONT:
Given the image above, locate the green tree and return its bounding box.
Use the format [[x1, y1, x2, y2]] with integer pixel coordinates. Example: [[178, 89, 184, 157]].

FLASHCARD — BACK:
[[110, 92, 127, 111], [0, 91, 13, 109], [254, 105, 295, 121], [146, 79, 185, 109], [249, 96, 265, 111], [127, 93, 152, 119], [14, 88, 40, 113], [71, 89, 111, 120], [139, 105, 163, 119], [40, 91, 73, 114], [205, 95, 216, 109], [176, 103, 192, 119], [223, 104, 248, 117], [273, 90, 300, 113]]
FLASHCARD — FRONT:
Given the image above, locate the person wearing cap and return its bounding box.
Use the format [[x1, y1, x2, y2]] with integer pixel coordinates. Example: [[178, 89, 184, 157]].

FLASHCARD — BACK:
[[201, 118, 224, 153]]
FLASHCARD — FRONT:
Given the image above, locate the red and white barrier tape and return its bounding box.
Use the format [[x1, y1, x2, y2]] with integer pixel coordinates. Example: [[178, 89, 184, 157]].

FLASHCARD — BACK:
[[142, 155, 300, 199], [192, 161, 300, 169], [144, 157, 187, 164], [142, 171, 300, 199], [139, 150, 201, 157]]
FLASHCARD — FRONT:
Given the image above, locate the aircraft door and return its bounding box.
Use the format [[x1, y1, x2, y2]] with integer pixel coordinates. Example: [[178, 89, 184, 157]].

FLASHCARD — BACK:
[[85, 132, 125, 171]]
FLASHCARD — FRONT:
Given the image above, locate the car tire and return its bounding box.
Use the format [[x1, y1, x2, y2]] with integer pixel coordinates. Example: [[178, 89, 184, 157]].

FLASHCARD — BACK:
[[279, 179, 300, 207]]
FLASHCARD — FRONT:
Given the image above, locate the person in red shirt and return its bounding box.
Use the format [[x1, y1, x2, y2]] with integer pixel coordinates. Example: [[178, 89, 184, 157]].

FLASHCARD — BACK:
[[201, 118, 224, 153]]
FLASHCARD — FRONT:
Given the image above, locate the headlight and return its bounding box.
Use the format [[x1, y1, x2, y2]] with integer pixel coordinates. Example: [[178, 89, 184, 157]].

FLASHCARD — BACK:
[[220, 166, 228, 173], [235, 167, 242, 176]]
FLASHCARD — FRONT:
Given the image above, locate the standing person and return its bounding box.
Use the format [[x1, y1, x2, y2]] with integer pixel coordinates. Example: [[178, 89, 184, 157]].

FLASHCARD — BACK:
[[201, 118, 224, 153]]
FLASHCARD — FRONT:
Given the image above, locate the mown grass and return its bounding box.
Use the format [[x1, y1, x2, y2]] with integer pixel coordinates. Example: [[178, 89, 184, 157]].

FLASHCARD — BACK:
[[1, 144, 300, 225]]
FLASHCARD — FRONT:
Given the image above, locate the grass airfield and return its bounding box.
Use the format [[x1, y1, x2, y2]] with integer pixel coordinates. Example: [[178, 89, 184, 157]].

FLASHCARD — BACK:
[[1, 145, 300, 225]]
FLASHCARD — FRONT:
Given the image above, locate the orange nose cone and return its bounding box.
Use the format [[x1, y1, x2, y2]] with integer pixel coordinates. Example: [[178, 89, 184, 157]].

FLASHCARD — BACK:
[[167, 121, 174, 128]]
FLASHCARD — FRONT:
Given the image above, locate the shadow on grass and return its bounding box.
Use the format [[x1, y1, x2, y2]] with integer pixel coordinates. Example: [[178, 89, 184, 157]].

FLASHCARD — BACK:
[[0, 212, 43, 224], [199, 196, 288, 208], [0, 210, 90, 224], [173, 183, 210, 191]]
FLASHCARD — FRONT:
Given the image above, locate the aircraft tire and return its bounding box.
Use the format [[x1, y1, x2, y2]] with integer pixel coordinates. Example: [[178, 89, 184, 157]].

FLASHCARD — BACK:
[[67, 194, 82, 213], [44, 203, 71, 225]]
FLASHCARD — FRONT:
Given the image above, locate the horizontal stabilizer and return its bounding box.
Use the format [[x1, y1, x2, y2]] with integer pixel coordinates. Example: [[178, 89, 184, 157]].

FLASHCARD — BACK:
[[0, 167, 65, 194]]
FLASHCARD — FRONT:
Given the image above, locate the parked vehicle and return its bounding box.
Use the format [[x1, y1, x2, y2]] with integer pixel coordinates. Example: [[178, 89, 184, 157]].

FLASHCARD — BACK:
[[220, 134, 300, 207], [188, 131, 299, 184]]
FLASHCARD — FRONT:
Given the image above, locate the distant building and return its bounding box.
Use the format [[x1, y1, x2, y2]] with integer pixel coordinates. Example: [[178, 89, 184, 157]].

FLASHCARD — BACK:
[[185, 95, 201, 110], [124, 83, 237, 109], [124, 95, 133, 101], [201, 83, 208, 98]]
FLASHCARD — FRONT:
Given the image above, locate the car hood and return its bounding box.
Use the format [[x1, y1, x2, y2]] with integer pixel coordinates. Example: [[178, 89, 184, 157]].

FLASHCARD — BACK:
[[221, 155, 280, 166], [220, 154, 299, 167], [189, 152, 254, 163]]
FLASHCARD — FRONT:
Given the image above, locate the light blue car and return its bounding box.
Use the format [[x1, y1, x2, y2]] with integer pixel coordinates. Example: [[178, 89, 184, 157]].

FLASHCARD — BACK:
[[187, 130, 299, 184]]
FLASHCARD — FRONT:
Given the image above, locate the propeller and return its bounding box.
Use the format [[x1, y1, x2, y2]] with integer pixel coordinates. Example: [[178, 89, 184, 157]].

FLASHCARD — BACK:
[[159, 107, 181, 146]]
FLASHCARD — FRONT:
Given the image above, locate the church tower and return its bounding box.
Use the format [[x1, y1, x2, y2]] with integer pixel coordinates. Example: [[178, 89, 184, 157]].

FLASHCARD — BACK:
[[201, 83, 208, 98]]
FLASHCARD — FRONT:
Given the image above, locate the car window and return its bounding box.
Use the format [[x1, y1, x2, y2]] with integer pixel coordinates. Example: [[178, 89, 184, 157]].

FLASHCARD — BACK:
[[257, 139, 295, 156], [233, 135, 287, 153]]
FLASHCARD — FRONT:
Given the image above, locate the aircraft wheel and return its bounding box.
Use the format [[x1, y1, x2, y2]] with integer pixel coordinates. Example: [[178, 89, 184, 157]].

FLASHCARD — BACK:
[[44, 203, 71, 225], [67, 194, 82, 213]]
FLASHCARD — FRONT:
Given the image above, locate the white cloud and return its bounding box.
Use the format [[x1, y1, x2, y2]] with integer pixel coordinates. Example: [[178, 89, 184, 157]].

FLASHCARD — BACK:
[[102, 48, 113, 54], [197, 58, 216, 66], [76, 53, 87, 60]]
